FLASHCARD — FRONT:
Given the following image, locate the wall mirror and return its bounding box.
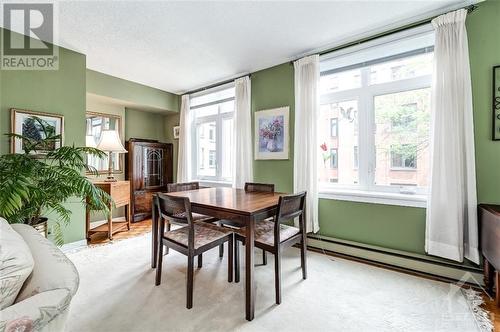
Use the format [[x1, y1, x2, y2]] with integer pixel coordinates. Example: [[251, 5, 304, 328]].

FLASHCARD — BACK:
[[85, 112, 124, 174]]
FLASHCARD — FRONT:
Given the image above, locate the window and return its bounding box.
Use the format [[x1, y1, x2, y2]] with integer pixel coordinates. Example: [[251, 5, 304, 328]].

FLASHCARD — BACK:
[[330, 148, 338, 168], [319, 27, 433, 199], [330, 118, 338, 137], [390, 144, 417, 169], [191, 85, 234, 182], [208, 150, 216, 168]]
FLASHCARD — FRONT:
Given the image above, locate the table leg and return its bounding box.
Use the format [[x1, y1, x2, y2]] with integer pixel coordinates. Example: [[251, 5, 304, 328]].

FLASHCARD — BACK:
[[126, 204, 131, 231], [484, 257, 494, 295], [151, 198, 158, 269], [85, 204, 91, 242], [107, 203, 113, 240], [245, 217, 255, 321]]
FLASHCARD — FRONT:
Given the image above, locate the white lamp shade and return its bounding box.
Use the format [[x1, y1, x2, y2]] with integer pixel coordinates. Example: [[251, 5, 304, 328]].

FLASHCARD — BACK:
[[96, 130, 127, 153]]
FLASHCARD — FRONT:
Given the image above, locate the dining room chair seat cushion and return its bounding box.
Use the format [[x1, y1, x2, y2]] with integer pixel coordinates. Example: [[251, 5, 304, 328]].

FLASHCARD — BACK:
[[163, 223, 233, 249], [235, 219, 300, 247]]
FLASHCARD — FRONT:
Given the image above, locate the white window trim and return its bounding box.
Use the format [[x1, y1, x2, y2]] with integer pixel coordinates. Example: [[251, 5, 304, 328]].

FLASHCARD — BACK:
[[319, 29, 433, 207], [319, 186, 426, 208]]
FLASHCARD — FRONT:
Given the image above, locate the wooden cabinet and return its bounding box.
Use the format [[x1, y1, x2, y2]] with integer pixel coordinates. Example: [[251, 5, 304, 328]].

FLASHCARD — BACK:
[[125, 139, 173, 222], [86, 181, 131, 241]]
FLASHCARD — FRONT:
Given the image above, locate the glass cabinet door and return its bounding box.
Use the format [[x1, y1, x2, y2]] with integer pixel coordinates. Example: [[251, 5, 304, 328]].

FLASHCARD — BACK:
[[143, 147, 164, 188]]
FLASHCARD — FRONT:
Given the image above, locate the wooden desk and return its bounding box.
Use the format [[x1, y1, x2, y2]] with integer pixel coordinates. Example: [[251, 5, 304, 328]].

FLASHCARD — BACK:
[[86, 181, 131, 241], [152, 187, 283, 321], [479, 204, 500, 306]]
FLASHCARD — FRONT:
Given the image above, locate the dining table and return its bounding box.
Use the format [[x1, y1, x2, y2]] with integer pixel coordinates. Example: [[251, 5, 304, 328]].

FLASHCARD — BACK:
[[151, 186, 284, 321]]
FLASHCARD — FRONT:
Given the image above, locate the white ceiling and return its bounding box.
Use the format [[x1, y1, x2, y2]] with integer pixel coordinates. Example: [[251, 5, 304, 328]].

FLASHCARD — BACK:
[[51, 0, 471, 94]]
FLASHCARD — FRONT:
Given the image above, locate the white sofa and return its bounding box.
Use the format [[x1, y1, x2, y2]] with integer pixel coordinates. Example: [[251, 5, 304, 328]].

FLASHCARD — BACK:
[[0, 223, 79, 332]]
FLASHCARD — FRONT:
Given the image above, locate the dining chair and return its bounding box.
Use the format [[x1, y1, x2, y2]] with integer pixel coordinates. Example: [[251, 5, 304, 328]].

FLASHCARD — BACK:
[[161, 182, 220, 267], [233, 191, 307, 304], [155, 193, 234, 309], [221, 182, 275, 273]]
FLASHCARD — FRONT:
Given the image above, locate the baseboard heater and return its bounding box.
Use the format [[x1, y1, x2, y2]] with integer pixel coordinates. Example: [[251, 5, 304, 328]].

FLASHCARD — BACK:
[[306, 234, 484, 286]]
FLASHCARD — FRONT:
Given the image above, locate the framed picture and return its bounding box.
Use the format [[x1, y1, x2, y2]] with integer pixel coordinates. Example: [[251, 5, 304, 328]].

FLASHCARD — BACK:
[[255, 106, 289, 160], [11, 108, 64, 155], [493, 66, 500, 140], [173, 126, 180, 139]]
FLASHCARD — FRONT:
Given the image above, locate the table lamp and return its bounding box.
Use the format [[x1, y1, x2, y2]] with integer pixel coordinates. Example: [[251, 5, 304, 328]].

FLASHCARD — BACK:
[[96, 130, 127, 182]]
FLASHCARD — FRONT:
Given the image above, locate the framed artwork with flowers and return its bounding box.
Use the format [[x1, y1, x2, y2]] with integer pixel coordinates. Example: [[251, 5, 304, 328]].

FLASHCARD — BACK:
[[254, 106, 289, 160]]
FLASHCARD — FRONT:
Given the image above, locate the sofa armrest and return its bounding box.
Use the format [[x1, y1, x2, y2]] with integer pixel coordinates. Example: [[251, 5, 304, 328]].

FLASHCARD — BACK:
[[0, 288, 71, 332]]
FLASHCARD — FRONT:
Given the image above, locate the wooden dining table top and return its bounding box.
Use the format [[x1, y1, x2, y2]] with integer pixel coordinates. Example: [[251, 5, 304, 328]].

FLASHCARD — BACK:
[[165, 187, 284, 215]]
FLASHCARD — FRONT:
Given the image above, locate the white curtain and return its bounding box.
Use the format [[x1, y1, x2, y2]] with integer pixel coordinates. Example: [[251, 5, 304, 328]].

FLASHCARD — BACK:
[[294, 55, 320, 233], [233, 76, 254, 188], [425, 9, 479, 264], [177, 94, 193, 182]]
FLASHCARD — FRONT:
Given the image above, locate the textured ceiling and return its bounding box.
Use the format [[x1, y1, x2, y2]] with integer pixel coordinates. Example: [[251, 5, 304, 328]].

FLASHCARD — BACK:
[[48, 1, 471, 93]]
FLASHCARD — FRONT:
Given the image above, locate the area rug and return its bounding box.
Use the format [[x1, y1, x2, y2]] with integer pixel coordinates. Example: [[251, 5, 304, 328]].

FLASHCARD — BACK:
[[66, 233, 492, 332]]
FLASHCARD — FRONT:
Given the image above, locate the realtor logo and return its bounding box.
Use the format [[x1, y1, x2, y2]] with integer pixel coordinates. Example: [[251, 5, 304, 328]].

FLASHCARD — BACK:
[[1, 2, 59, 70]]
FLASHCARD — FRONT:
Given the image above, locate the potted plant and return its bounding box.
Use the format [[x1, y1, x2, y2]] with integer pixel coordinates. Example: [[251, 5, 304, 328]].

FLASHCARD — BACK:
[[0, 117, 111, 245]]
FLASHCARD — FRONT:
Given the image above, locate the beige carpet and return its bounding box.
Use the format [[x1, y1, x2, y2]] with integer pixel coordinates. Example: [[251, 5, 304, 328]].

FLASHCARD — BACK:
[[66, 233, 490, 332]]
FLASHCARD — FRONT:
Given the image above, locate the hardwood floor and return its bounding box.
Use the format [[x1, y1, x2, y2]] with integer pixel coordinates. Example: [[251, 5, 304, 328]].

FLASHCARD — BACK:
[[483, 296, 500, 331], [88, 218, 151, 245], [88, 219, 500, 330]]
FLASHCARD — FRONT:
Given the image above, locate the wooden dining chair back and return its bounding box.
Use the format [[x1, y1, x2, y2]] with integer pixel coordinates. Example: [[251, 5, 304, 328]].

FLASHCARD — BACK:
[[154, 193, 234, 309], [244, 182, 275, 193], [274, 191, 306, 235], [167, 182, 200, 193]]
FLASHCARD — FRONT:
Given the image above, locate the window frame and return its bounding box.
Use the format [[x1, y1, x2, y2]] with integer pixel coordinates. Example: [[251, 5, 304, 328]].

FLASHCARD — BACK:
[[319, 56, 432, 202], [190, 84, 235, 183]]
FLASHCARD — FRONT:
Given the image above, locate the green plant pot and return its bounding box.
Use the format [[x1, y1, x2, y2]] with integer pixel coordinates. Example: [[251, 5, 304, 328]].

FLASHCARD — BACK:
[[31, 218, 48, 238]]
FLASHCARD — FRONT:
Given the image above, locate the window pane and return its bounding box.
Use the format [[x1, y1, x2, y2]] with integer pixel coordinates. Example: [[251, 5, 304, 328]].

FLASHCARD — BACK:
[[319, 100, 359, 185], [196, 121, 216, 177], [221, 118, 233, 180], [220, 100, 234, 114], [195, 104, 218, 118], [191, 87, 235, 107], [320, 69, 361, 94], [369, 52, 433, 85], [374, 88, 430, 188]]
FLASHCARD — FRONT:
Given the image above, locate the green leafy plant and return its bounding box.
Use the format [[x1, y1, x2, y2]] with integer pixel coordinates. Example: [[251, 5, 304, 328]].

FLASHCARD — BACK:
[[0, 117, 112, 245]]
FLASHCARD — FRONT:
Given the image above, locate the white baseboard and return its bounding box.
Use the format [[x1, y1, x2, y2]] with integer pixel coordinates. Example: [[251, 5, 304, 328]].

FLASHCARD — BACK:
[[307, 235, 484, 286], [61, 239, 88, 253]]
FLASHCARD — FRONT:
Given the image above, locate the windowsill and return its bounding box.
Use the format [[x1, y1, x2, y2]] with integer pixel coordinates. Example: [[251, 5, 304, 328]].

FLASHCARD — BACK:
[[198, 180, 232, 188], [319, 188, 426, 208]]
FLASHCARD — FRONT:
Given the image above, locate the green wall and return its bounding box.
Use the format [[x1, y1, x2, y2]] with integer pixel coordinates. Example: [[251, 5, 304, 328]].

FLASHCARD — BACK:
[[164, 113, 180, 182], [0, 41, 88, 243], [468, 0, 500, 204], [125, 108, 170, 142], [251, 64, 295, 193], [87, 69, 179, 113]]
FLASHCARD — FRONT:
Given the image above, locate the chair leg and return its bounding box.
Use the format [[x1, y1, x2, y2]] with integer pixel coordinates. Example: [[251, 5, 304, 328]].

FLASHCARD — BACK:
[[187, 255, 194, 309], [234, 240, 240, 283], [228, 235, 233, 282], [496, 271, 500, 307], [275, 249, 282, 305], [197, 254, 203, 268], [155, 241, 164, 286], [301, 238, 307, 280], [262, 250, 267, 265], [219, 243, 224, 258], [165, 222, 171, 255]]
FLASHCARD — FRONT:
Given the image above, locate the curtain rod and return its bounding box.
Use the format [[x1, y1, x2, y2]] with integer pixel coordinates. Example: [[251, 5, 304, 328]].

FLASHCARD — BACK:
[[185, 73, 251, 96], [290, 3, 478, 63]]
